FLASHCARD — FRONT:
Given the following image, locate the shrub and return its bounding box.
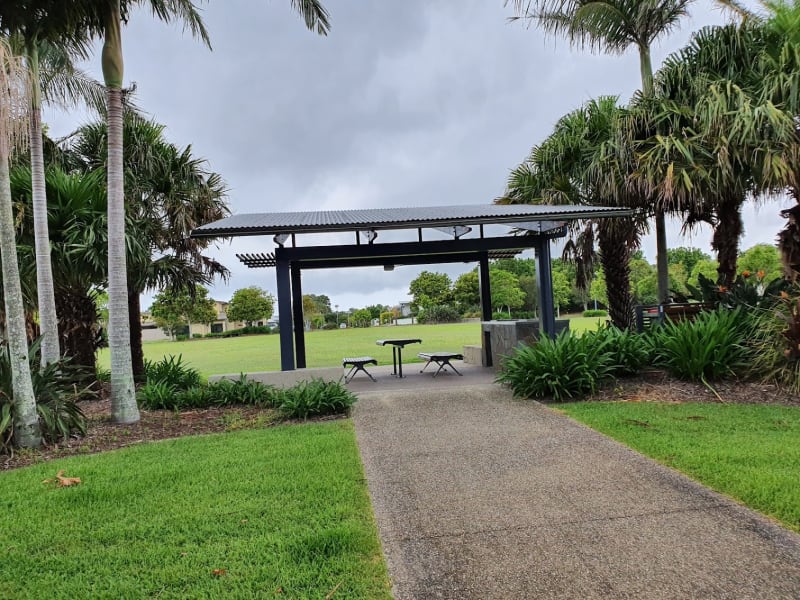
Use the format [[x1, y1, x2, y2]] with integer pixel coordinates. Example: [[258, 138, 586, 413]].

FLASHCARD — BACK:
[[138, 381, 180, 410], [590, 326, 650, 376], [496, 330, 614, 402], [750, 287, 800, 393], [491, 311, 514, 320], [417, 305, 462, 324], [144, 355, 201, 391], [278, 379, 356, 419], [646, 307, 752, 385], [192, 333, 203, 339], [175, 334, 189, 341], [206, 375, 279, 408], [0, 339, 90, 451], [583, 309, 608, 317]]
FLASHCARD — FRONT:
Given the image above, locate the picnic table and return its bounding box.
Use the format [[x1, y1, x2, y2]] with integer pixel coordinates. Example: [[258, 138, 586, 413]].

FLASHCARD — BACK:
[[376, 338, 422, 378]]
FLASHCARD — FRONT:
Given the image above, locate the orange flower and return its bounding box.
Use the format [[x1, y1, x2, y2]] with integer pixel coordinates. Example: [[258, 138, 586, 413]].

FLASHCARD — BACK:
[[718, 285, 728, 293], [742, 270, 751, 278], [781, 291, 790, 300], [757, 270, 766, 279]]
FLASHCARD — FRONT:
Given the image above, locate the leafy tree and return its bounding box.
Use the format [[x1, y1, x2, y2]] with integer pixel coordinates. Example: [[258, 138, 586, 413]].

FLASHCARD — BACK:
[[519, 274, 539, 313], [491, 270, 525, 316], [226, 287, 275, 326], [0, 38, 40, 448], [409, 271, 452, 310], [551, 270, 573, 315], [304, 293, 331, 316], [348, 308, 372, 328], [491, 258, 536, 278], [668, 247, 710, 278], [149, 286, 215, 339], [688, 259, 720, 289], [365, 304, 387, 320], [738, 244, 782, 281], [453, 270, 480, 312]]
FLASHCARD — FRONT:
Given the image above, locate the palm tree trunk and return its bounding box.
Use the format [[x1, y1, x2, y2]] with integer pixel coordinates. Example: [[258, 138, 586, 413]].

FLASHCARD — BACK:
[[0, 154, 41, 448], [27, 42, 60, 366], [103, 1, 139, 424], [106, 85, 140, 424], [55, 289, 99, 373], [128, 285, 146, 383], [598, 220, 634, 330], [712, 195, 744, 285]]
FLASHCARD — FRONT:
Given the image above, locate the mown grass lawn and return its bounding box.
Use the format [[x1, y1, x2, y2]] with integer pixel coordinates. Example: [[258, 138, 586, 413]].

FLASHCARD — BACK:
[[101, 317, 606, 377], [0, 421, 391, 599], [559, 401, 800, 532]]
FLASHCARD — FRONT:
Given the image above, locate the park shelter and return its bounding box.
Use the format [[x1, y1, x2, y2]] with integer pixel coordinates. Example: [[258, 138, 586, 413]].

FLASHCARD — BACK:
[[191, 204, 632, 371]]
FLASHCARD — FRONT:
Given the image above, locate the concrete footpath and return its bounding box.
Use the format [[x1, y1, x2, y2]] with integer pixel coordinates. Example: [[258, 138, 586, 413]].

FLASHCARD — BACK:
[[351, 374, 800, 599]]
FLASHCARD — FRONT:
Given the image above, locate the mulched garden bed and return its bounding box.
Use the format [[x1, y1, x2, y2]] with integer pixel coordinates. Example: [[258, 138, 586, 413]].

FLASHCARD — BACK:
[[2, 373, 798, 471]]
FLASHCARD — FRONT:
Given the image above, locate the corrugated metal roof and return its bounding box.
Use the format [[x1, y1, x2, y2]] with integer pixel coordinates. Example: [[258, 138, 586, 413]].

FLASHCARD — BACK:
[[191, 204, 632, 238]]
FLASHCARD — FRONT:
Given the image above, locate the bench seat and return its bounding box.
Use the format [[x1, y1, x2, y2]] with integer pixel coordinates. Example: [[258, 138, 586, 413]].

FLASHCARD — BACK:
[[342, 356, 378, 383], [418, 352, 464, 378]]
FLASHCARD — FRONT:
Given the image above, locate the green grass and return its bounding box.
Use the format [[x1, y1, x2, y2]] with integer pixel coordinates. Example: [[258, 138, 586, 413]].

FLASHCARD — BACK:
[[0, 421, 391, 599], [558, 401, 800, 532], [105, 317, 606, 377]]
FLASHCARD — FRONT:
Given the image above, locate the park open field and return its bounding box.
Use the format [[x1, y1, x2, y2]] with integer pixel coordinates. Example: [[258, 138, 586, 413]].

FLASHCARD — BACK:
[[100, 317, 606, 377]]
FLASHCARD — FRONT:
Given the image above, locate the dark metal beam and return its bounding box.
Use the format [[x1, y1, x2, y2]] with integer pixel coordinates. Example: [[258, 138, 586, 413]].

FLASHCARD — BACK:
[[536, 240, 556, 338], [276, 234, 555, 264], [291, 264, 306, 369], [478, 251, 493, 368], [276, 256, 294, 370]]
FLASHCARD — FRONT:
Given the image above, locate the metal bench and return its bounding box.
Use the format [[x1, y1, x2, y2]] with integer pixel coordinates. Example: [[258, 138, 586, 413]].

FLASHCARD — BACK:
[[342, 356, 378, 383], [418, 352, 464, 378]]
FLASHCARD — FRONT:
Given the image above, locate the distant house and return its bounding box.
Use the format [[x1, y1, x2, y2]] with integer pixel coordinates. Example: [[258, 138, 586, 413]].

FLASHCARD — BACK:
[[141, 299, 252, 341]]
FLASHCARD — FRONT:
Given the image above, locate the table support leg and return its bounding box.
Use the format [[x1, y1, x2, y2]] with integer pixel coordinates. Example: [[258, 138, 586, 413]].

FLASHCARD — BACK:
[[392, 347, 398, 376], [398, 347, 404, 378]]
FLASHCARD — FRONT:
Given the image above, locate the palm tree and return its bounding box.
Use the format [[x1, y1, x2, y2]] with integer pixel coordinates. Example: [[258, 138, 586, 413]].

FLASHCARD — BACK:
[[75, 0, 330, 424], [1, 3, 104, 368], [501, 96, 644, 328], [67, 117, 230, 381], [506, 0, 706, 303], [631, 15, 795, 284], [11, 166, 109, 372], [0, 39, 41, 448]]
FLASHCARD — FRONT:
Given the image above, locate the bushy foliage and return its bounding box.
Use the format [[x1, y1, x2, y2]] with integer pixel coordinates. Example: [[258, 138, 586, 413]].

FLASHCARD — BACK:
[[204, 375, 278, 408], [497, 330, 614, 402], [750, 288, 800, 393], [683, 272, 788, 310], [645, 308, 752, 385], [144, 355, 201, 391], [591, 326, 651, 376], [417, 305, 462, 324], [583, 309, 608, 317], [0, 339, 89, 452], [277, 379, 356, 419]]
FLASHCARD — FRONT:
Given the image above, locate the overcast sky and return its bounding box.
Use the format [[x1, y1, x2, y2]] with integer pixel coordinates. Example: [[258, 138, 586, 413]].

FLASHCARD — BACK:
[[46, 0, 784, 313]]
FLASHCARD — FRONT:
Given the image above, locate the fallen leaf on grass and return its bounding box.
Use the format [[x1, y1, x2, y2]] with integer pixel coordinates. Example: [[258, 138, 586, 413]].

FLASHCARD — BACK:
[[42, 470, 82, 487], [324, 581, 342, 599], [211, 569, 227, 577], [622, 418, 651, 428]]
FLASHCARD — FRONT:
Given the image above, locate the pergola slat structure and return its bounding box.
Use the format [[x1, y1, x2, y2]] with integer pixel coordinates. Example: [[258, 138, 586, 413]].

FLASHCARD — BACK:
[[192, 204, 632, 371]]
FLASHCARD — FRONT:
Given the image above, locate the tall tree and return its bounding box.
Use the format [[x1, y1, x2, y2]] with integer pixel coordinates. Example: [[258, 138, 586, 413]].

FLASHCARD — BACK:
[[78, 0, 330, 424], [506, 0, 698, 303], [67, 117, 229, 381], [0, 39, 41, 448], [501, 97, 645, 328], [0, 1, 103, 367]]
